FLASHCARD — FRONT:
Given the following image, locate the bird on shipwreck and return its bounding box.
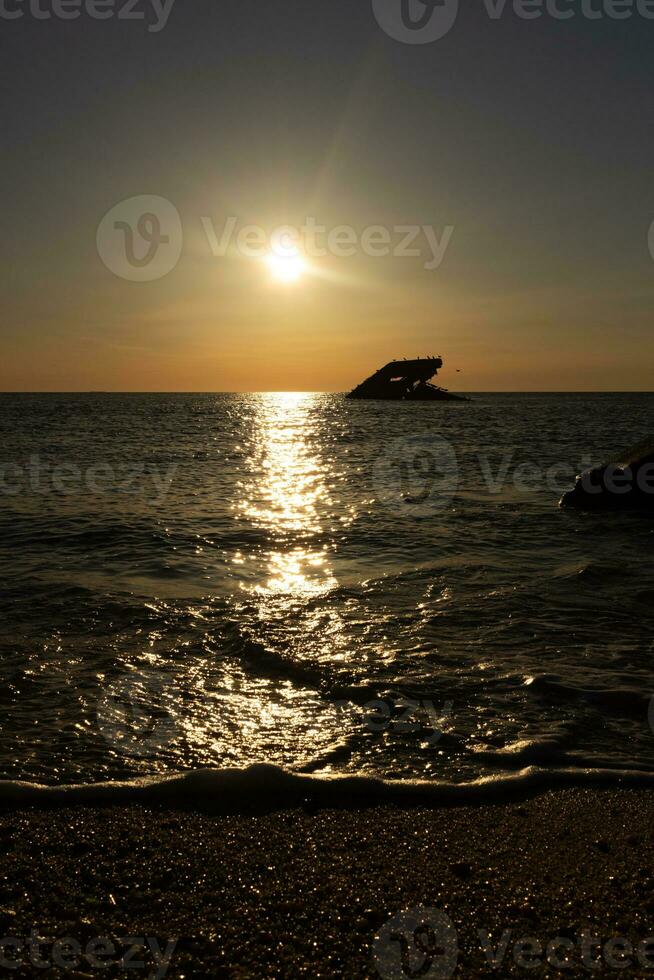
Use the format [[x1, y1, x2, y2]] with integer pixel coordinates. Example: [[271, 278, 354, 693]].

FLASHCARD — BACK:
[[346, 356, 470, 401]]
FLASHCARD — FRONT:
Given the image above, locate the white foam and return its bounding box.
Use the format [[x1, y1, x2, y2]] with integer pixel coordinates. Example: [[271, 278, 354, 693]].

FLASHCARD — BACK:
[[2, 763, 654, 813]]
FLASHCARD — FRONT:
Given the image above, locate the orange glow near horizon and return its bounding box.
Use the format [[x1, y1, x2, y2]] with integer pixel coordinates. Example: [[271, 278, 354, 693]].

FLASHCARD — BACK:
[[3, 200, 654, 392]]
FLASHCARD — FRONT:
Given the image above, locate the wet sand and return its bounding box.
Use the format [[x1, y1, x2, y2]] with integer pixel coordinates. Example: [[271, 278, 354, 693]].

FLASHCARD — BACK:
[[1, 787, 653, 977]]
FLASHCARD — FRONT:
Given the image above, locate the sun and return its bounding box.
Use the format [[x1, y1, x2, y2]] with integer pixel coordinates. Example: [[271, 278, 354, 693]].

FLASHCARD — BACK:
[[265, 251, 306, 283]]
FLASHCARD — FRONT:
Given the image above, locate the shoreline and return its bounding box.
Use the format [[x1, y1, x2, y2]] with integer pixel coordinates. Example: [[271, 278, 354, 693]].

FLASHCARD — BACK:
[[1, 787, 653, 977], [3, 761, 654, 813]]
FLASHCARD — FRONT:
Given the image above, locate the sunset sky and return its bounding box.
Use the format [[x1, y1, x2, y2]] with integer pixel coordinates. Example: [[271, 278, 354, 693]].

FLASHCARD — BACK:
[[2, 1, 654, 391]]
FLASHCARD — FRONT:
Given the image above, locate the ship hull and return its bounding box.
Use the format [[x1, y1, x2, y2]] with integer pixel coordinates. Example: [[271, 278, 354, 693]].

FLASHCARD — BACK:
[[346, 358, 469, 402]]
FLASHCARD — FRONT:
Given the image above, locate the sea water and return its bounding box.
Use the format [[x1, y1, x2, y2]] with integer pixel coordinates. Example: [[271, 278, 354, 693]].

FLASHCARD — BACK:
[[1, 392, 653, 801]]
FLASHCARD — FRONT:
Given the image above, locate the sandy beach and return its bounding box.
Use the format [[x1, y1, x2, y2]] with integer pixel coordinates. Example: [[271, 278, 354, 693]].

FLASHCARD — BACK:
[[1, 787, 653, 977]]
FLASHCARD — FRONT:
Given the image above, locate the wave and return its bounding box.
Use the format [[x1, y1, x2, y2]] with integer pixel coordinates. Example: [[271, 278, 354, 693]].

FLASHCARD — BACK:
[[2, 763, 654, 814]]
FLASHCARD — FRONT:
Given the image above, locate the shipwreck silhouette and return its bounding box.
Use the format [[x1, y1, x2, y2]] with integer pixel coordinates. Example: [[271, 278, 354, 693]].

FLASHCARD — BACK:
[[346, 357, 469, 401]]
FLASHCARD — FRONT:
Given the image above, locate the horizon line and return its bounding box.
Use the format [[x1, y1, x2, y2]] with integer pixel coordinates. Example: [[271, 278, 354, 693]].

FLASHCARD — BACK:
[[1, 389, 653, 396]]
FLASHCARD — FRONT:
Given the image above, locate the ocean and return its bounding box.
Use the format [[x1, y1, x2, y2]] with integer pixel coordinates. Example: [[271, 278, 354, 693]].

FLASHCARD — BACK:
[[1, 392, 653, 798]]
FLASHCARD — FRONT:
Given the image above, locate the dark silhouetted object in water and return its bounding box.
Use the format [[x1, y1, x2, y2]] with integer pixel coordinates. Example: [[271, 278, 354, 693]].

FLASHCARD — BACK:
[[346, 357, 469, 401], [560, 437, 654, 510]]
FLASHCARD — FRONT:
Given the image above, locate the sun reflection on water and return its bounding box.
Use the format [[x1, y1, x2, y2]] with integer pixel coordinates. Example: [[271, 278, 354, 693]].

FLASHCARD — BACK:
[[237, 392, 337, 596], [157, 392, 356, 777]]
